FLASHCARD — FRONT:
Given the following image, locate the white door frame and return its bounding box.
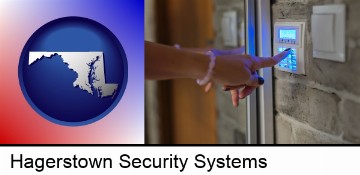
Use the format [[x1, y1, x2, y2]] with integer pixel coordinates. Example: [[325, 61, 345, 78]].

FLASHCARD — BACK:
[[246, 0, 274, 144], [245, 0, 258, 144], [257, 0, 274, 144]]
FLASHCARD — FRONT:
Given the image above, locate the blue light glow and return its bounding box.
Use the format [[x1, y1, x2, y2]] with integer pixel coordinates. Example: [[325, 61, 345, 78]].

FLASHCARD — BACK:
[[279, 29, 296, 40], [278, 47, 297, 71]]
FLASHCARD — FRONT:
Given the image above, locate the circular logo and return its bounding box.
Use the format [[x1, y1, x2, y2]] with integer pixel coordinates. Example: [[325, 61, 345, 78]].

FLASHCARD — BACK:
[[18, 17, 128, 126]]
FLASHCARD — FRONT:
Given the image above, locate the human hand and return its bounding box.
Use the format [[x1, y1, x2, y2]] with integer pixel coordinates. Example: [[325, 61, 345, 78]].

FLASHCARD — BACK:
[[183, 46, 290, 107], [213, 48, 291, 107], [203, 47, 246, 93]]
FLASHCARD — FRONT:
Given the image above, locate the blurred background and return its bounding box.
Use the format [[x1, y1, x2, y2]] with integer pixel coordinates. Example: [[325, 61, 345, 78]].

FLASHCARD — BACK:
[[145, 0, 247, 144], [145, 0, 360, 144]]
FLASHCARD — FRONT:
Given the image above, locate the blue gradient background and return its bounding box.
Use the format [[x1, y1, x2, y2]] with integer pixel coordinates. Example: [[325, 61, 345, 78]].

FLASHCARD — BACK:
[[0, 0, 144, 143]]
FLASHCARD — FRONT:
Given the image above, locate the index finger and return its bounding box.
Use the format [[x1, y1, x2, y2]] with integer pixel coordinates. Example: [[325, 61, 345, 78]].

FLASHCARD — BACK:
[[256, 48, 291, 69]]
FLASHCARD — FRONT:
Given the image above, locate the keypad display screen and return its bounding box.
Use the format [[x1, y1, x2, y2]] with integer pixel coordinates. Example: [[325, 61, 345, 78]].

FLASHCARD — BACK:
[[279, 29, 296, 40], [278, 47, 297, 71]]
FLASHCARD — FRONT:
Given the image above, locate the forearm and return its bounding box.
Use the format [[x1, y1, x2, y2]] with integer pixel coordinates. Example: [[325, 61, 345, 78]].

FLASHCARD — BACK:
[[145, 41, 209, 80]]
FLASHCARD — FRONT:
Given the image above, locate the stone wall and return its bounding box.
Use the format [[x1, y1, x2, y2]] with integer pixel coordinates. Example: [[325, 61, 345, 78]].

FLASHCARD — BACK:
[[273, 0, 360, 143], [214, 0, 360, 144]]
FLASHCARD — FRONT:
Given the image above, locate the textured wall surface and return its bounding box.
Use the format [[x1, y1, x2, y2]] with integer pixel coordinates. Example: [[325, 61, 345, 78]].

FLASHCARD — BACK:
[[213, 0, 247, 144], [273, 0, 360, 143], [214, 0, 360, 144]]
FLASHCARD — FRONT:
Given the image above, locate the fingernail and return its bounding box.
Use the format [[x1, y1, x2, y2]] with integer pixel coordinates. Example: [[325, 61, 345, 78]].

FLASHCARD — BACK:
[[258, 77, 265, 85], [285, 48, 291, 51], [223, 87, 230, 91]]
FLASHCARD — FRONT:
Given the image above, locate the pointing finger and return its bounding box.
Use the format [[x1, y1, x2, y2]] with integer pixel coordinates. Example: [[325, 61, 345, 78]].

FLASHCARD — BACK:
[[256, 48, 291, 69]]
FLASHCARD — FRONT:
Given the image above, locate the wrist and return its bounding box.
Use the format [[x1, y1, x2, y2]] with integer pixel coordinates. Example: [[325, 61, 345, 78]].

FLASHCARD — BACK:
[[195, 50, 216, 85], [173, 45, 214, 82], [181, 51, 208, 80], [176, 47, 209, 80]]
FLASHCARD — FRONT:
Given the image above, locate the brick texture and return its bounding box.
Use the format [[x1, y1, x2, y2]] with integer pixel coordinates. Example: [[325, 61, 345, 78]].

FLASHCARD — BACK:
[[214, 0, 360, 144]]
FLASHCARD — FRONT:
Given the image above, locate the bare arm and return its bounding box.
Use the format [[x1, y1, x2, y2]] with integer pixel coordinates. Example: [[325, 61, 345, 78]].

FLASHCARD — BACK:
[[145, 41, 208, 80], [145, 41, 291, 106]]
